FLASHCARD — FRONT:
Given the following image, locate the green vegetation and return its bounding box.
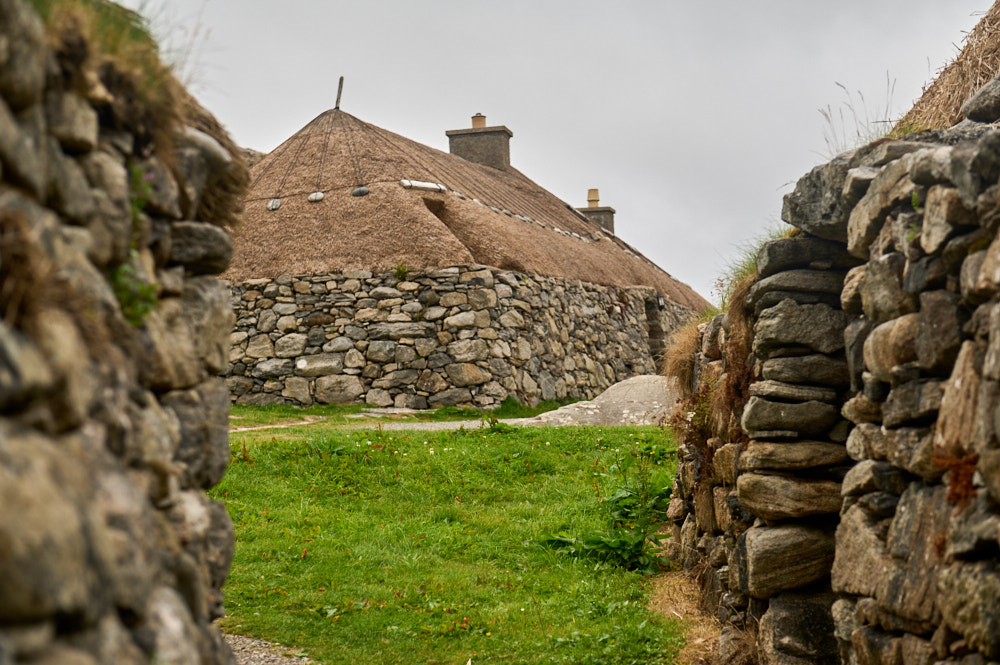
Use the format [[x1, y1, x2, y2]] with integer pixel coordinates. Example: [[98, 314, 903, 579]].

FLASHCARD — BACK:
[[216, 420, 682, 664], [819, 76, 897, 157], [394, 260, 410, 282], [108, 250, 157, 327]]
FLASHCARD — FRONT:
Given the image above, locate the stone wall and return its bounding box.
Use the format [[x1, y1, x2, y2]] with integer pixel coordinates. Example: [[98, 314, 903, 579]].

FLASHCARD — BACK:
[[0, 2, 241, 663], [667, 124, 1000, 665], [228, 266, 693, 408]]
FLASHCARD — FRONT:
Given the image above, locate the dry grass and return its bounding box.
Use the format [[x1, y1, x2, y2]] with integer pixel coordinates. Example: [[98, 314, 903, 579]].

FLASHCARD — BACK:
[[662, 320, 703, 398], [894, 2, 1000, 133], [709, 270, 756, 442], [648, 570, 722, 665]]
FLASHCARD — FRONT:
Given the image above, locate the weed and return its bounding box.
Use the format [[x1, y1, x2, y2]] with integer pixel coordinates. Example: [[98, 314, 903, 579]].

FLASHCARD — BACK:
[[540, 431, 675, 575], [394, 260, 409, 282], [819, 75, 897, 157], [109, 250, 157, 327]]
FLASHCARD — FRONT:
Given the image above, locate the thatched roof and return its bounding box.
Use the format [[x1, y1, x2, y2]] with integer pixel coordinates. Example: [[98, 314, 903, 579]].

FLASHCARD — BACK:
[[225, 109, 709, 311], [894, 2, 1000, 132]]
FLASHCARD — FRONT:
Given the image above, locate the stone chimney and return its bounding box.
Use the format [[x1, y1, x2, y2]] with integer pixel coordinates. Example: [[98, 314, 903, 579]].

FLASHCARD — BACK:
[[576, 188, 615, 235], [446, 113, 512, 169]]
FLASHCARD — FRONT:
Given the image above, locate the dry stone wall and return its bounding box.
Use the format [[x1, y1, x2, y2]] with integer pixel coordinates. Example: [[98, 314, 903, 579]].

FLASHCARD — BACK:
[[668, 124, 1000, 665], [228, 267, 692, 408], [0, 2, 241, 663]]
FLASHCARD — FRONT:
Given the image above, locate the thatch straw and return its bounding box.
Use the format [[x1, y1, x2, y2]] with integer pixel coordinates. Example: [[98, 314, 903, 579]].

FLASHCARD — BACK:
[[226, 110, 709, 311], [894, 2, 1000, 133]]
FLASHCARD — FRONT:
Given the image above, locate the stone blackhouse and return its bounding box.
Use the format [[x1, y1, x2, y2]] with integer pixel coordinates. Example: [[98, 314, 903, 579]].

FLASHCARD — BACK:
[[224, 109, 708, 408]]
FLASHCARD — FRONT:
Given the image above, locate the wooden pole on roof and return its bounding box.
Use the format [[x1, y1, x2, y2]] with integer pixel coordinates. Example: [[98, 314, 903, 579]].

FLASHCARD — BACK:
[[335, 76, 344, 110]]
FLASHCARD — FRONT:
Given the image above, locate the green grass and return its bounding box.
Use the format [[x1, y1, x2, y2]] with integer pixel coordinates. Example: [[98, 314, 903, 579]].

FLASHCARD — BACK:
[[214, 422, 682, 664]]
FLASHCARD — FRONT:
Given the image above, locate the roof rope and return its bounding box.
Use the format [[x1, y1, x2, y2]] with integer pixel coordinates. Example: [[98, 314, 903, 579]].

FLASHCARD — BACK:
[[313, 109, 336, 195], [341, 113, 368, 195]]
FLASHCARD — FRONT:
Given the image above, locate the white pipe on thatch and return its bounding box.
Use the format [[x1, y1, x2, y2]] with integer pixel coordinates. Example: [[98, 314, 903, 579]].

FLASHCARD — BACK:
[[399, 179, 447, 192]]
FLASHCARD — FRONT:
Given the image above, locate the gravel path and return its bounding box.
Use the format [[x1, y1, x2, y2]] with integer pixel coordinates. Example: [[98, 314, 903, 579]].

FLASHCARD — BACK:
[[225, 634, 313, 664]]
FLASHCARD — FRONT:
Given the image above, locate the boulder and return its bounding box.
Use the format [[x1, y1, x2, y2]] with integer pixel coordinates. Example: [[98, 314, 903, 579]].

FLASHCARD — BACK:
[[737, 473, 843, 520]]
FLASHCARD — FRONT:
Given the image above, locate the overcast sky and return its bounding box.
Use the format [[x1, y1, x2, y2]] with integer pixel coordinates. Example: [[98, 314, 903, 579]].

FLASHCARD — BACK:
[[129, 0, 987, 304]]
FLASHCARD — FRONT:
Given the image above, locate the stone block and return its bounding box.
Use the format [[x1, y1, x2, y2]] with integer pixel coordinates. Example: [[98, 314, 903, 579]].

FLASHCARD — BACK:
[[842, 460, 907, 497], [371, 369, 419, 390], [934, 341, 981, 458], [315, 375, 364, 403], [743, 525, 835, 598], [251, 358, 292, 380], [832, 504, 887, 597], [884, 428, 940, 482], [847, 156, 914, 258], [741, 396, 840, 438], [274, 333, 308, 358], [920, 186, 975, 254], [851, 626, 902, 665], [748, 380, 837, 403], [846, 423, 888, 461], [882, 379, 943, 428], [861, 252, 917, 325], [428, 387, 473, 407], [294, 354, 343, 377], [753, 300, 847, 358], [161, 378, 230, 490], [842, 393, 883, 425], [747, 270, 847, 313], [757, 236, 860, 278], [937, 561, 1000, 659], [447, 338, 488, 362], [863, 314, 919, 383], [781, 152, 853, 241], [281, 377, 311, 406], [368, 322, 435, 340], [168, 221, 232, 275], [758, 592, 839, 665], [394, 393, 428, 409], [916, 290, 964, 373], [144, 298, 202, 390], [468, 288, 498, 310], [737, 473, 843, 520], [760, 354, 850, 388], [444, 363, 491, 387], [739, 441, 849, 472], [713, 443, 741, 485], [365, 388, 393, 407], [366, 340, 396, 362]]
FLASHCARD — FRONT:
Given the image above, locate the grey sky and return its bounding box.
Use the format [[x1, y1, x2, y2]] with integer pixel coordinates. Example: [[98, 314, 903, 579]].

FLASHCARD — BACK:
[[130, 0, 986, 304]]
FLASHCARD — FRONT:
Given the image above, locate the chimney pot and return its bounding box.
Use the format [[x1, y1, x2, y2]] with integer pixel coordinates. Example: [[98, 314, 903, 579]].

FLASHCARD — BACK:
[[446, 114, 513, 169], [576, 190, 616, 235]]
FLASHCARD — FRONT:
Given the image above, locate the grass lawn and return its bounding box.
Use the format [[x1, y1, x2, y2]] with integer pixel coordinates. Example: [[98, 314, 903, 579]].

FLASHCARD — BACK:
[[215, 417, 683, 664]]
